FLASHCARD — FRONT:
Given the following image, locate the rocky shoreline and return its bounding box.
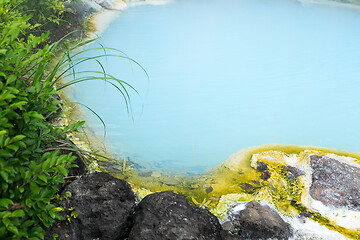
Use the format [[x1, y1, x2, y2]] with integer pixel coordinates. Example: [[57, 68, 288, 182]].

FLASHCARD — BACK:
[[44, 153, 360, 239], [45, 172, 293, 240]]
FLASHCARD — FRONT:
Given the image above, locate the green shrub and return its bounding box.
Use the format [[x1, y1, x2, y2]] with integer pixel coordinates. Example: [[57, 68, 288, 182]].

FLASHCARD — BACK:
[[0, 1, 143, 238], [0, 1, 81, 239]]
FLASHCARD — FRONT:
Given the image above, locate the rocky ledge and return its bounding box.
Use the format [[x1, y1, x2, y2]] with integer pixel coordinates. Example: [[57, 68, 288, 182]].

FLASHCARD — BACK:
[[45, 172, 294, 240], [45, 152, 360, 240], [64, 0, 125, 21]]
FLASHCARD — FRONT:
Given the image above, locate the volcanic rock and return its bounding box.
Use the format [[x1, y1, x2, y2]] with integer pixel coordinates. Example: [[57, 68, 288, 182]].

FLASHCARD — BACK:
[[284, 165, 304, 179], [257, 162, 268, 172], [310, 155, 360, 211], [227, 201, 293, 240], [128, 191, 223, 240], [45, 172, 136, 240], [260, 170, 271, 180]]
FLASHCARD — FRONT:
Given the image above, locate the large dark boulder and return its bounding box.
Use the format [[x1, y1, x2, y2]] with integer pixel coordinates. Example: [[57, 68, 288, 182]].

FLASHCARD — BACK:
[[310, 155, 360, 211], [221, 230, 243, 240], [45, 172, 136, 240], [227, 201, 292, 240], [128, 191, 224, 240]]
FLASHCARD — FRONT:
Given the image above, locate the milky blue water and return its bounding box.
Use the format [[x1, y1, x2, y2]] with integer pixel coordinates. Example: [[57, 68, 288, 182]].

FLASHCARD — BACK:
[[71, 0, 360, 172]]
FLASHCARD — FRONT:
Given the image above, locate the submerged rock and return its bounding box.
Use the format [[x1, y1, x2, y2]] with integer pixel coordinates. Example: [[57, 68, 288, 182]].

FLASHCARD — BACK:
[[128, 191, 224, 240], [45, 172, 136, 240], [238, 183, 259, 193], [310, 155, 360, 211], [227, 201, 293, 240]]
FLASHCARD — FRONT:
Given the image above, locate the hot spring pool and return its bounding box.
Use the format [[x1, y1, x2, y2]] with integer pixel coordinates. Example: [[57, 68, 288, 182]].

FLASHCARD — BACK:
[[70, 0, 360, 173]]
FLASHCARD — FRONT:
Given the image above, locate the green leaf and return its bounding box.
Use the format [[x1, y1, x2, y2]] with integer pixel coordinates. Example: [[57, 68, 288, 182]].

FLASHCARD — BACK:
[[9, 101, 27, 110], [27, 111, 44, 120], [41, 159, 50, 171], [6, 75, 16, 85], [53, 207, 63, 212], [24, 171, 32, 181], [0, 211, 12, 219], [37, 201, 45, 209], [10, 209, 24, 218], [0, 171, 9, 182], [57, 165, 68, 176], [2, 218, 10, 228], [22, 220, 35, 228], [52, 233, 59, 240], [55, 214, 65, 221], [7, 225, 19, 235], [38, 174, 47, 183], [7, 144, 18, 151], [29, 182, 40, 195], [49, 210, 55, 219], [12, 135, 26, 142], [0, 199, 13, 208], [25, 199, 32, 207], [71, 210, 78, 218]]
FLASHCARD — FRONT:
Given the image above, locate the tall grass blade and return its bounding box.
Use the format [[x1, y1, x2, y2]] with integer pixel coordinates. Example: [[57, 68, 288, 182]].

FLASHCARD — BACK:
[[74, 102, 107, 139]]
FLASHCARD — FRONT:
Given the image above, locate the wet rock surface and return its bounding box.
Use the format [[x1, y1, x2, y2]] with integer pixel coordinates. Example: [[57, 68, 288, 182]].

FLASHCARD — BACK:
[[45, 180, 243, 240], [128, 191, 224, 240], [95, 0, 117, 9], [256, 161, 268, 172], [284, 165, 304, 180], [64, 0, 119, 20], [45, 172, 136, 240], [260, 170, 271, 180], [64, 0, 103, 20], [310, 155, 360, 211], [227, 201, 293, 240]]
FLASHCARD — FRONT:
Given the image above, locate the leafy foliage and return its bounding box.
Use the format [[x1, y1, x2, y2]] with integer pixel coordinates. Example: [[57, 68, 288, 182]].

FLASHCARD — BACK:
[[0, 1, 79, 239], [1, 0, 83, 46], [14, 0, 65, 25], [0, 0, 144, 238]]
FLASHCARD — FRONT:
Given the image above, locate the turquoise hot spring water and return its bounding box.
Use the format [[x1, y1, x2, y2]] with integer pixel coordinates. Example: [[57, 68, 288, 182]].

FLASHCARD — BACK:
[[70, 0, 360, 173]]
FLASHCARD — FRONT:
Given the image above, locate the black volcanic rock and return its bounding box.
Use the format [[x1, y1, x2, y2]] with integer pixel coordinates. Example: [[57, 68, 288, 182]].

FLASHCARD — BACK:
[[128, 191, 224, 240], [45, 172, 136, 240]]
